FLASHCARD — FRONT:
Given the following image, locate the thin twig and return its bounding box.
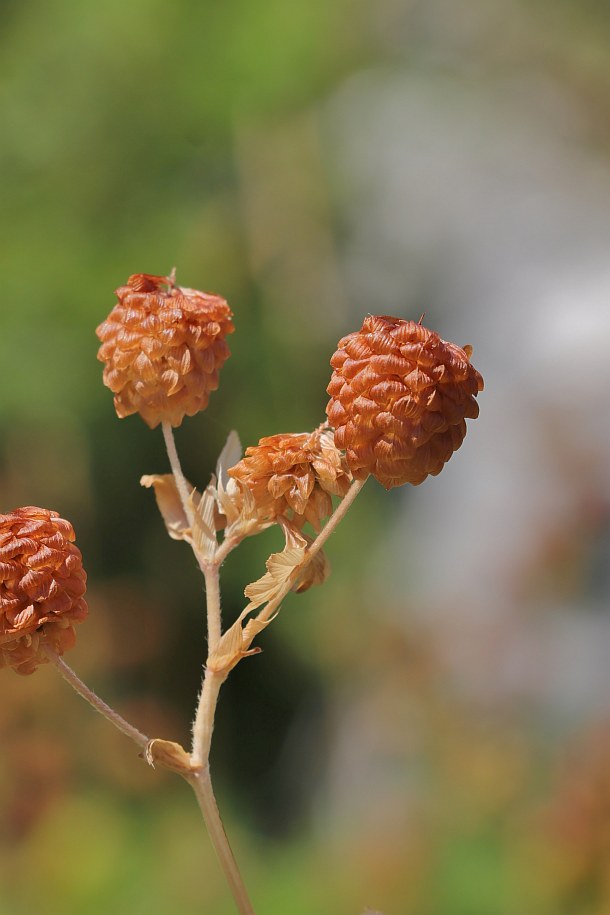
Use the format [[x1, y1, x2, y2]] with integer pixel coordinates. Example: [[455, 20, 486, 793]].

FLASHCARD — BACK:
[[255, 475, 368, 627], [162, 421, 196, 531], [215, 534, 241, 567], [45, 648, 149, 750], [202, 562, 222, 654], [191, 667, 225, 768], [188, 766, 256, 915]]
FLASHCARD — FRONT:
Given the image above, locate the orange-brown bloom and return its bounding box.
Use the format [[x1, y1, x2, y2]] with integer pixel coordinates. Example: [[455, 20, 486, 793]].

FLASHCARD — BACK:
[[326, 316, 484, 488], [0, 507, 88, 675], [228, 425, 352, 531], [96, 273, 234, 428]]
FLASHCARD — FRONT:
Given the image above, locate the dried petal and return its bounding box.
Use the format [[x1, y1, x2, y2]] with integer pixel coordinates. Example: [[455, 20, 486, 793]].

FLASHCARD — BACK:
[[228, 424, 352, 531], [293, 542, 330, 593], [326, 317, 483, 488], [243, 545, 306, 612], [97, 273, 234, 428], [0, 507, 88, 675]]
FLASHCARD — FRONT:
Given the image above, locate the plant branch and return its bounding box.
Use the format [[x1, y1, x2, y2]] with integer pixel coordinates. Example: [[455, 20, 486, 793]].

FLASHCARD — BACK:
[[202, 562, 222, 654], [191, 667, 225, 767], [46, 648, 149, 750], [256, 475, 368, 626], [162, 421, 196, 531], [215, 534, 241, 566], [188, 766, 256, 915]]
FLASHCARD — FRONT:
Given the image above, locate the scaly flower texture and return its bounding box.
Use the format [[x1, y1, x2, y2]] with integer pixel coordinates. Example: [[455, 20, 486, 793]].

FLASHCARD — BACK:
[[228, 425, 352, 531], [97, 272, 234, 428], [326, 316, 484, 488], [0, 507, 88, 675]]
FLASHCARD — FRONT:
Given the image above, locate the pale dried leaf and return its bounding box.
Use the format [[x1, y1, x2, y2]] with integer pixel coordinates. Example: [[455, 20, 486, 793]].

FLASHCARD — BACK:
[[207, 605, 264, 673], [140, 474, 191, 541], [190, 486, 217, 561], [279, 517, 308, 550], [216, 476, 242, 528], [243, 545, 306, 612], [294, 545, 331, 593], [241, 614, 275, 649], [213, 431, 244, 530], [216, 430, 242, 491], [145, 738, 193, 775], [207, 614, 245, 673]]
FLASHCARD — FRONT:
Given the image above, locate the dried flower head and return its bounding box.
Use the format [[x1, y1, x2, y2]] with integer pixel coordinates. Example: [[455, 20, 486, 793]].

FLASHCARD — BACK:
[[228, 425, 352, 531], [96, 272, 234, 428], [326, 316, 484, 488], [0, 507, 88, 675]]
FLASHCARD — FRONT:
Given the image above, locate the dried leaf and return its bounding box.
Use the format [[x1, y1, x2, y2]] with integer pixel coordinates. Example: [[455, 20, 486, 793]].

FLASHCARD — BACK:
[[207, 606, 265, 674], [216, 430, 242, 491], [145, 738, 193, 775], [243, 545, 306, 612], [294, 544, 331, 593], [190, 486, 217, 561], [140, 474, 192, 541], [279, 521, 330, 593], [279, 518, 308, 550], [241, 614, 274, 647]]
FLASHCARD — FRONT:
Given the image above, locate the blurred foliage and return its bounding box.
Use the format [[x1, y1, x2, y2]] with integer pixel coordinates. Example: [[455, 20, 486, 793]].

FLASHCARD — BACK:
[[2, 0, 610, 913]]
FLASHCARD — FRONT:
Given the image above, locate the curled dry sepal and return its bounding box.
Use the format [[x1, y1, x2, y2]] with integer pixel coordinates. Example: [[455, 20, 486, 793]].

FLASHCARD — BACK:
[[96, 272, 234, 429], [0, 507, 87, 675], [327, 316, 484, 488]]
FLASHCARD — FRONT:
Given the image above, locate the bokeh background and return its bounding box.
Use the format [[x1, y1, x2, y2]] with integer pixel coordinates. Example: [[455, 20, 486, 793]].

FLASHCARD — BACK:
[[2, 0, 610, 912]]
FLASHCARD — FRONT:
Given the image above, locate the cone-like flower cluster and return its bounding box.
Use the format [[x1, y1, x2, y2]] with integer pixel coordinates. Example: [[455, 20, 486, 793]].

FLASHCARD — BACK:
[[327, 316, 484, 488], [97, 273, 234, 428], [228, 425, 352, 531], [0, 507, 88, 675]]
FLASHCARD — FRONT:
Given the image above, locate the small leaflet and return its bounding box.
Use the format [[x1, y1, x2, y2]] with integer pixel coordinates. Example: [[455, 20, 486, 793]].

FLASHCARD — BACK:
[[140, 474, 191, 541]]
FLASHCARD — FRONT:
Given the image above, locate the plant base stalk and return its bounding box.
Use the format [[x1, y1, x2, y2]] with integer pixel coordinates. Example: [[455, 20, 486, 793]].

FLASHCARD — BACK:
[[46, 648, 149, 750], [188, 766, 257, 915]]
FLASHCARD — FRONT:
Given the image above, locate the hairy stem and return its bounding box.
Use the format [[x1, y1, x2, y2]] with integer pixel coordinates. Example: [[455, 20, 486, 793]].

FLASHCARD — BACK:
[[188, 766, 256, 915], [202, 562, 222, 654], [189, 619, 255, 912], [162, 421, 195, 531], [215, 534, 241, 566], [191, 667, 225, 767], [46, 648, 149, 750]]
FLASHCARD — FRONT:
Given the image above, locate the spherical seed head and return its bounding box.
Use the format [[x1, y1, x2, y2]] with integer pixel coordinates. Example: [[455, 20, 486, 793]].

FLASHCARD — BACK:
[[96, 273, 235, 429], [0, 507, 88, 675], [326, 316, 484, 489], [228, 425, 352, 531]]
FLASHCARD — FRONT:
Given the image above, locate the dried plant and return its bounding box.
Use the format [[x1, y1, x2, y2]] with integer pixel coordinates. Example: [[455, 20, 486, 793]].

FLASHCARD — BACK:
[[3, 272, 483, 914]]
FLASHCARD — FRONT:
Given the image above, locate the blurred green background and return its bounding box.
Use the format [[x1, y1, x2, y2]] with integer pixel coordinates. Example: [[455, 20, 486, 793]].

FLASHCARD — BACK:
[[3, 0, 610, 912]]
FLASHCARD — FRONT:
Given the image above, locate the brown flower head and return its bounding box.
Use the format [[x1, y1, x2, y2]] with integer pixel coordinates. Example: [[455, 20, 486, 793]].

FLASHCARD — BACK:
[[0, 507, 88, 675], [96, 272, 234, 428], [326, 316, 484, 488], [228, 425, 352, 531]]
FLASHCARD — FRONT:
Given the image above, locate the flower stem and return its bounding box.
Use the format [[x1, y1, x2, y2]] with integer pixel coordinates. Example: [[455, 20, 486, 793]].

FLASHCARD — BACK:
[[202, 562, 222, 655], [187, 766, 256, 915], [45, 648, 149, 750], [191, 667, 225, 768], [162, 421, 196, 531]]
